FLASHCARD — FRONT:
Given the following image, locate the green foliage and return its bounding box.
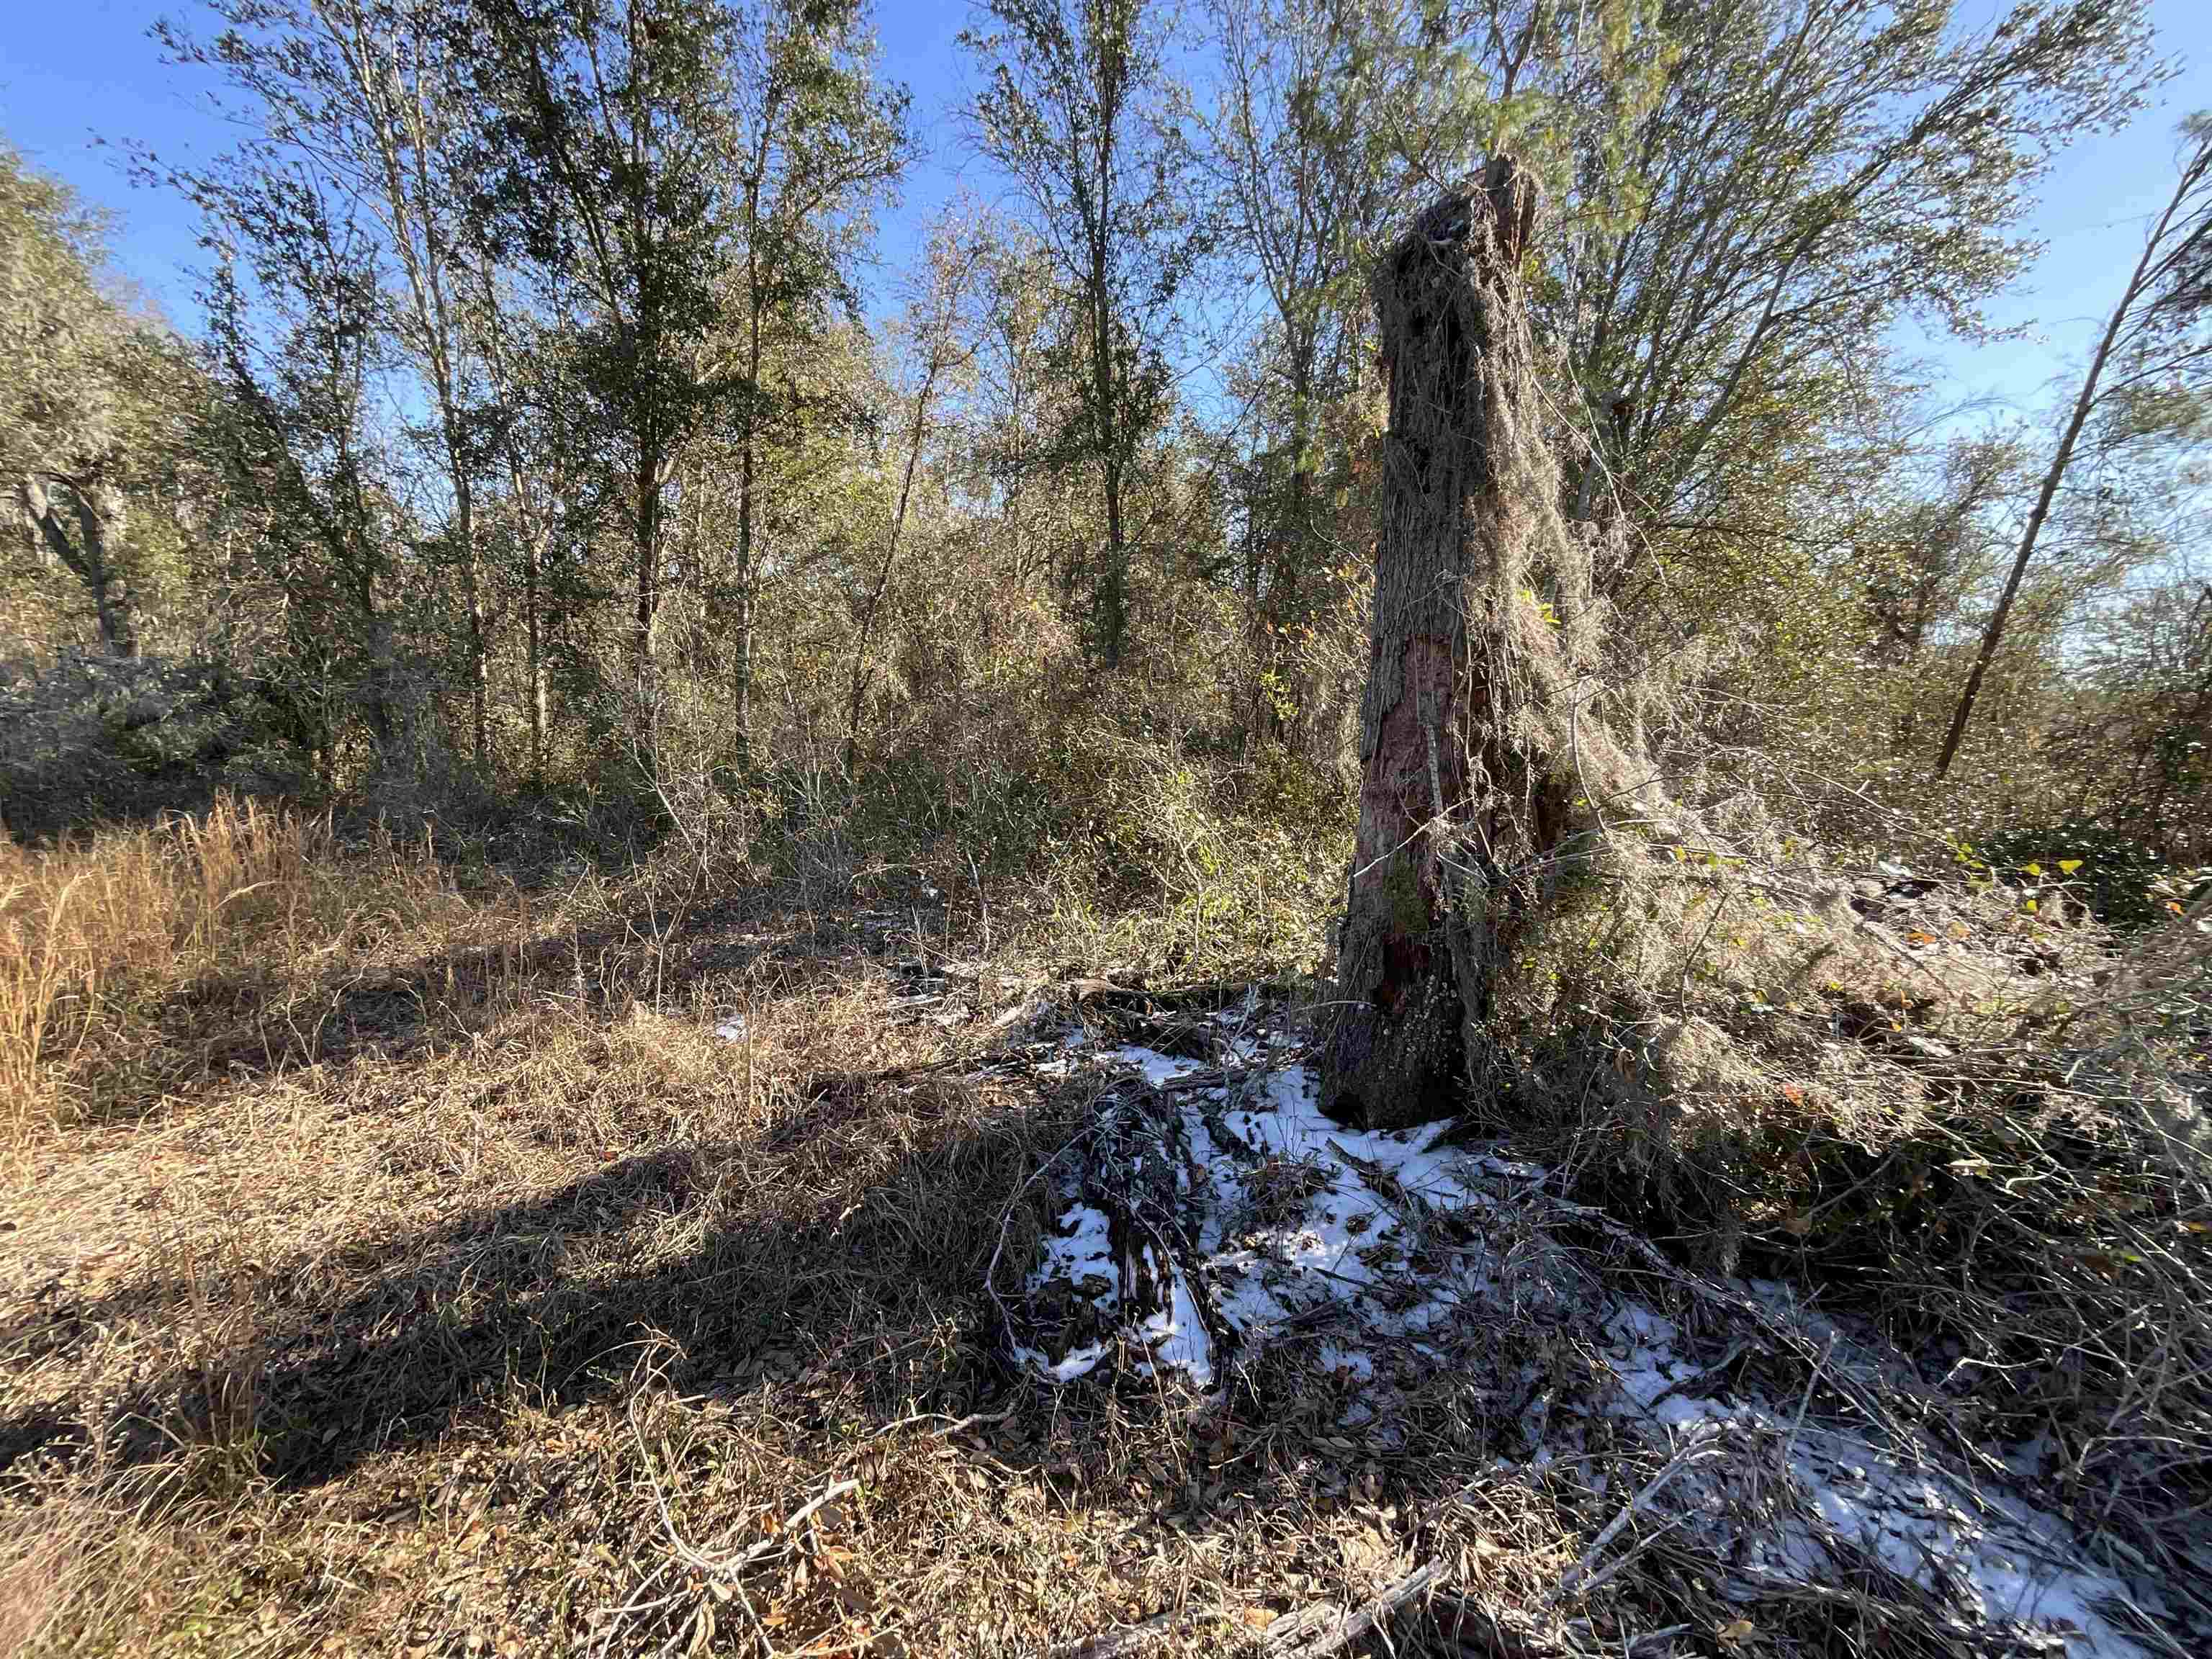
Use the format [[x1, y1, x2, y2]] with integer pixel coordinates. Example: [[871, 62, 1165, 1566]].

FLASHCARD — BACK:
[[1, 0, 2203, 939], [964, 0, 1196, 669], [1, 145, 215, 660], [1969, 818, 2205, 931]]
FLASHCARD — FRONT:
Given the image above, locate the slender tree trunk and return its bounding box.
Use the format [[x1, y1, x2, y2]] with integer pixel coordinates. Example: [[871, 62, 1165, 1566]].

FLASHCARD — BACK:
[[1933, 244, 2155, 779], [727, 92, 795, 781], [93, 577, 136, 659], [845, 360, 940, 778], [733, 575, 755, 768], [353, 10, 486, 774], [24, 479, 135, 657], [452, 464, 488, 771], [526, 526, 548, 788], [732, 156, 770, 775], [1320, 160, 1570, 1131], [734, 423, 757, 770], [1089, 203, 1126, 670], [476, 251, 547, 788], [1100, 445, 1128, 669], [634, 446, 661, 777], [359, 559, 392, 755], [1275, 409, 1313, 745]]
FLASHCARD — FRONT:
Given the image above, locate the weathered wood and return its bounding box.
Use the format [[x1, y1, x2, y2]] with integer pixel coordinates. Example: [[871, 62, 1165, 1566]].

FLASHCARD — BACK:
[[1319, 157, 1575, 1130], [1262, 1558, 1447, 1657]]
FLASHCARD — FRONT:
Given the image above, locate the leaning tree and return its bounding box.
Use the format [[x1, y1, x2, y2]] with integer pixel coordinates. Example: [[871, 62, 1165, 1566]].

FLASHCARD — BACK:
[[1319, 158, 1642, 1130]]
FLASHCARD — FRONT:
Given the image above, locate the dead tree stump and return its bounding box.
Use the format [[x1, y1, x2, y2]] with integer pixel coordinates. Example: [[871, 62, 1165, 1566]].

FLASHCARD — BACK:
[[1319, 158, 1584, 1130]]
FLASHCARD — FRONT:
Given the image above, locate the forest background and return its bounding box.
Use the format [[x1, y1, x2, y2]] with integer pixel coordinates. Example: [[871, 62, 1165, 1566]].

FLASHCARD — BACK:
[[3, 0, 2208, 930]]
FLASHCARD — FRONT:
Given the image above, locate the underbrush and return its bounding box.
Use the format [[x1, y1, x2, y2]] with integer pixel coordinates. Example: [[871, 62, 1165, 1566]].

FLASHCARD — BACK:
[[1485, 839, 2212, 1618], [0, 652, 305, 842], [755, 720, 1352, 984], [6, 763, 2205, 1654]]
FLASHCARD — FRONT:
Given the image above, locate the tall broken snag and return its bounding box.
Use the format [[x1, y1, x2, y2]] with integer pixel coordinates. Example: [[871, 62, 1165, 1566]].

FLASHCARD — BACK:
[[1320, 157, 1591, 1130]]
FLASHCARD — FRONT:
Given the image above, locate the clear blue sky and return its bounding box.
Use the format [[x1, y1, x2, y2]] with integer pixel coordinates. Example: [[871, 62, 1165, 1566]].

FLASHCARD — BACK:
[[0, 1, 985, 322], [1911, 1, 2212, 420], [2, 1, 2209, 419]]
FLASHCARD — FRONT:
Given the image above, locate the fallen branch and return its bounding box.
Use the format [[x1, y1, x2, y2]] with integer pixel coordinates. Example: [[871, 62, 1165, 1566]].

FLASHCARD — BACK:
[[1053, 1607, 1190, 1658], [1264, 1558, 1446, 1658], [1553, 1432, 1725, 1603], [862, 1403, 1016, 1443], [634, 1389, 859, 1581]]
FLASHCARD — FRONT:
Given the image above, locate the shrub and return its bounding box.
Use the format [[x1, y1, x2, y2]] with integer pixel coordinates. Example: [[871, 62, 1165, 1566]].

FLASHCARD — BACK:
[[1969, 817, 2209, 930], [0, 652, 305, 840]]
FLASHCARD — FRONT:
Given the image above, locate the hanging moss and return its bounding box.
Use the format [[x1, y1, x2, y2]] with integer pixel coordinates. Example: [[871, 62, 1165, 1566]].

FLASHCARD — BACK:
[[1320, 158, 1658, 1129]]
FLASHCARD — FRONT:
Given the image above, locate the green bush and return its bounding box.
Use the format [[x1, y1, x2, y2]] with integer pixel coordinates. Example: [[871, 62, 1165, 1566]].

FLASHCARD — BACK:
[[1969, 817, 2207, 930]]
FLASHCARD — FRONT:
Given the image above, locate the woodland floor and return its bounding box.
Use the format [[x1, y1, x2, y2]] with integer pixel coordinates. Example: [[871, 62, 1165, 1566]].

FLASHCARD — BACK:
[[0, 874, 2198, 1659]]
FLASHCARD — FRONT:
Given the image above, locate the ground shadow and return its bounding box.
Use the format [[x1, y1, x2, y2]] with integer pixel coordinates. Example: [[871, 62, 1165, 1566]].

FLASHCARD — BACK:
[[2, 1058, 1040, 1491], [102, 884, 912, 1123]]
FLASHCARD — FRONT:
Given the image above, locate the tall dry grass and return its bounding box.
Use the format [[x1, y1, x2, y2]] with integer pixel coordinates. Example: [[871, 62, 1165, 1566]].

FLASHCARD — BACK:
[[1, 796, 468, 1137]]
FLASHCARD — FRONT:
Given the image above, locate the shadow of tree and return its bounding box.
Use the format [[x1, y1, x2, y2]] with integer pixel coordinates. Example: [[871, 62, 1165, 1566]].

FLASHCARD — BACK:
[[105, 888, 896, 1118], [2, 1019, 1587, 1658], [3, 1063, 1048, 1494]]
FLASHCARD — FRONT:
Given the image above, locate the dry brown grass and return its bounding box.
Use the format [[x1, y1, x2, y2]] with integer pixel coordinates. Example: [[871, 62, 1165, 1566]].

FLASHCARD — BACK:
[[4, 801, 2200, 1658], [0, 804, 1608, 1659], [0, 797, 508, 1138], [1485, 850, 2212, 1627]]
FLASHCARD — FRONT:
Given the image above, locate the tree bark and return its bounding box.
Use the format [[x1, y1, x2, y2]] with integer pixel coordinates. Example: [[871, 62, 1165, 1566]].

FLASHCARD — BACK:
[[633, 446, 662, 778], [1318, 159, 1567, 1131], [525, 523, 549, 789], [23, 475, 135, 656]]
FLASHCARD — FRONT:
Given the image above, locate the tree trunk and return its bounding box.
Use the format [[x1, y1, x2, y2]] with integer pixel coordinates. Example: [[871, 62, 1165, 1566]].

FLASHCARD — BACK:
[[455, 467, 488, 772], [731, 146, 772, 778], [1935, 125, 2212, 781], [1933, 261, 2142, 780], [525, 525, 549, 789], [633, 448, 661, 779], [1089, 214, 1127, 670], [845, 358, 940, 778], [24, 477, 136, 657], [1318, 159, 1571, 1131]]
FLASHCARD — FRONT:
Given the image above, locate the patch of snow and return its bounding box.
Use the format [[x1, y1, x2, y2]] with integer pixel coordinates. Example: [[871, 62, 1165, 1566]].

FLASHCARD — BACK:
[[1111, 1045, 1202, 1087], [1017, 1055, 1503, 1386], [715, 1016, 747, 1042], [1316, 1342, 1375, 1382], [1008, 1033, 2165, 1657], [1137, 1271, 1213, 1385], [1035, 1341, 1107, 1382], [1040, 1203, 1115, 1292], [1599, 1290, 2160, 1655]]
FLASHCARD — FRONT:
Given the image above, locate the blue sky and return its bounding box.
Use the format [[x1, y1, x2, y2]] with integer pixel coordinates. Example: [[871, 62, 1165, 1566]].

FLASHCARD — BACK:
[[0, 1, 987, 323], [2, 0, 2209, 426]]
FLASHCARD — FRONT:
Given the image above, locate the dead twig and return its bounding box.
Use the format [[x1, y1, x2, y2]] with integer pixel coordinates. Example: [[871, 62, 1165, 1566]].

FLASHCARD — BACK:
[[1264, 1558, 1446, 1658]]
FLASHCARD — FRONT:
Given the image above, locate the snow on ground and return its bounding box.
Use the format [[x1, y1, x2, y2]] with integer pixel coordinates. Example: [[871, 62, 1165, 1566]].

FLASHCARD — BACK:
[[1598, 1297, 2164, 1653], [1009, 1028, 2164, 1656]]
